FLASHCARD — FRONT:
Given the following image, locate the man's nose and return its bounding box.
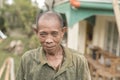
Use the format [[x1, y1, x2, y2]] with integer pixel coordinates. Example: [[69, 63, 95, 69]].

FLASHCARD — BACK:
[[45, 37, 54, 44]]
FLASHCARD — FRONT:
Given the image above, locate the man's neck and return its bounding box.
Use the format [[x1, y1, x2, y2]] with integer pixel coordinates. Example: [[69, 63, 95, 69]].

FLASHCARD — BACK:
[[45, 46, 64, 70], [46, 46, 63, 56], [46, 47, 63, 60]]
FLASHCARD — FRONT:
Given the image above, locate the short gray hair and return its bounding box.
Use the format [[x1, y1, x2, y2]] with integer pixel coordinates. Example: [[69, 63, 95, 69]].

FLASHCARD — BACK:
[[36, 11, 64, 28]]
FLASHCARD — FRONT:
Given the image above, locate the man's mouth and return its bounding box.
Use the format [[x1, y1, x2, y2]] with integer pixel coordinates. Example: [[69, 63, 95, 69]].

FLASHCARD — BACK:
[[45, 46, 55, 49]]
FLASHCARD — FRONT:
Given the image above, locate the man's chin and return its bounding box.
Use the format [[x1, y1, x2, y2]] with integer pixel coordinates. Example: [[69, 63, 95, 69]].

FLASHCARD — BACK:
[[44, 47, 56, 53]]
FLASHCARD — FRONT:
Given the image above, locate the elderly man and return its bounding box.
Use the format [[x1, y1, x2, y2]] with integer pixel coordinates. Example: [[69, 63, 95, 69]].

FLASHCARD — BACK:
[[16, 11, 91, 80]]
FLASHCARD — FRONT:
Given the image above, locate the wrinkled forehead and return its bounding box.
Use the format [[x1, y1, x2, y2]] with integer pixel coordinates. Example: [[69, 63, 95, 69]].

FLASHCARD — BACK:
[[39, 19, 62, 32], [39, 13, 60, 23], [37, 11, 63, 28]]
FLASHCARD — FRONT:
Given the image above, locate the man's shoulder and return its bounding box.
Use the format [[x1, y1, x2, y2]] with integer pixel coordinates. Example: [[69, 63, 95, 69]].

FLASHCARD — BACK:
[[22, 47, 41, 59], [67, 47, 83, 56], [65, 47, 86, 61]]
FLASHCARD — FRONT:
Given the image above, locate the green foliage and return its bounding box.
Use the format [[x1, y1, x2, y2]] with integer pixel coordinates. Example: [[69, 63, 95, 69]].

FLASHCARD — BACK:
[[0, 36, 40, 80], [0, 37, 23, 80], [29, 34, 41, 49], [0, 16, 4, 25], [1, 0, 40, 35], [0, 1, 41, 79], [0, 16, 5, 32]]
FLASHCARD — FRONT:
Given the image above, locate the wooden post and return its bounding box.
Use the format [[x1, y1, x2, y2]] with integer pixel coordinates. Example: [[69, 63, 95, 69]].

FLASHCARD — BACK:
[[0, 61, 6, 79], [0, 57, 15, 80], [5, 60, 10, 80], [9, 58, 15, 80], [112, 0, 120, 37]]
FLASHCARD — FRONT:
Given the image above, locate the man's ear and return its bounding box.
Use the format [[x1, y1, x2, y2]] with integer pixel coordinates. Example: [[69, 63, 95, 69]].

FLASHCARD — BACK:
[[33, 28, 38, 34], [32, 25, 38, 34], [62, 27, 67, 35]]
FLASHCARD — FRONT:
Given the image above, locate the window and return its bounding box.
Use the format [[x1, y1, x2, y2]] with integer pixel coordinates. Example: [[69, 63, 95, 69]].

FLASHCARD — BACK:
[[105, 21, 120, 56]]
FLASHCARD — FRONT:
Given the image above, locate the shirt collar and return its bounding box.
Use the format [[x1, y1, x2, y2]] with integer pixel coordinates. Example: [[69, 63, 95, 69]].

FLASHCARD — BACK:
[[39, 47, 48, 65], [38, 45, 73, 68]]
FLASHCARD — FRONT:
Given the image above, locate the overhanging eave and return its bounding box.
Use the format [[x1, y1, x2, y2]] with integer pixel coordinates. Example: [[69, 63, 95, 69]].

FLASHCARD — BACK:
[[54, 2, 115, 27]]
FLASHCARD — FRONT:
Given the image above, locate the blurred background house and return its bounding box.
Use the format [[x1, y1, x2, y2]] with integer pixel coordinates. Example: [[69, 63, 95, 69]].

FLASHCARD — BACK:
[[44, 0, 120, 56], [44, 0, 120, 79]]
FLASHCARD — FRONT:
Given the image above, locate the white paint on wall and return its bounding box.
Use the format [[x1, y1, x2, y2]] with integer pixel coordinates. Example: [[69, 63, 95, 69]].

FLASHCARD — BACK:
[[67, 23, 79, 51], [78, 21, 87, 54], [67, 21, 87, 54], [93, 16, 115, 49], [93, 16, 102, 47]]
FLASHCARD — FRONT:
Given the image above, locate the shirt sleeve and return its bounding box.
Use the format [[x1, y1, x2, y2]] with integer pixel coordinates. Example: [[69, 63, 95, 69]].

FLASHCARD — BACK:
[[16, 57, 25, 80], [82, 57, 91, 80]]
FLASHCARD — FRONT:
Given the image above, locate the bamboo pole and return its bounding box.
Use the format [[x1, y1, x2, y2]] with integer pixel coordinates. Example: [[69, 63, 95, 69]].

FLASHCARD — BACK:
[[112, 0, 120, 37], [5, 59, 10, 80], [0, 60, 6, 79], [9, 58, 15, 80], [0, 57, 15, 80]]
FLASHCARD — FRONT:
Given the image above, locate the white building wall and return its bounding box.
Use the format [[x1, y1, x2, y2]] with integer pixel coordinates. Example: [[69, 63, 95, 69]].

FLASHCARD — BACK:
[[93, 16, 106, 48], [93, 16, 103, 48], [68, 23, 79, 51], [67, 21, 87, 54], [78, 21, 87, 54], [67, 16, 115, 54], [93, 16, 115, 49]]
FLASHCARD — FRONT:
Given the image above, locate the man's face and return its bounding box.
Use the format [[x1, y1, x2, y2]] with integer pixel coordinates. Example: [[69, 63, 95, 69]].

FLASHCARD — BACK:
[[37, 17, 65, 53]]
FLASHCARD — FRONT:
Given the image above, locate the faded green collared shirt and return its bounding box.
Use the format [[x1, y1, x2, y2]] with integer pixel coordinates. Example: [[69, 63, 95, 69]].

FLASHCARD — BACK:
[[16, 46, 91, 80]]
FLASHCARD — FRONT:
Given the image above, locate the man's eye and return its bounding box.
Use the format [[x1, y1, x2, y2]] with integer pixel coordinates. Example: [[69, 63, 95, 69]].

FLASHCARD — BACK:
[[39, 32, 47, 37], [51, 32, 59, 37]]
